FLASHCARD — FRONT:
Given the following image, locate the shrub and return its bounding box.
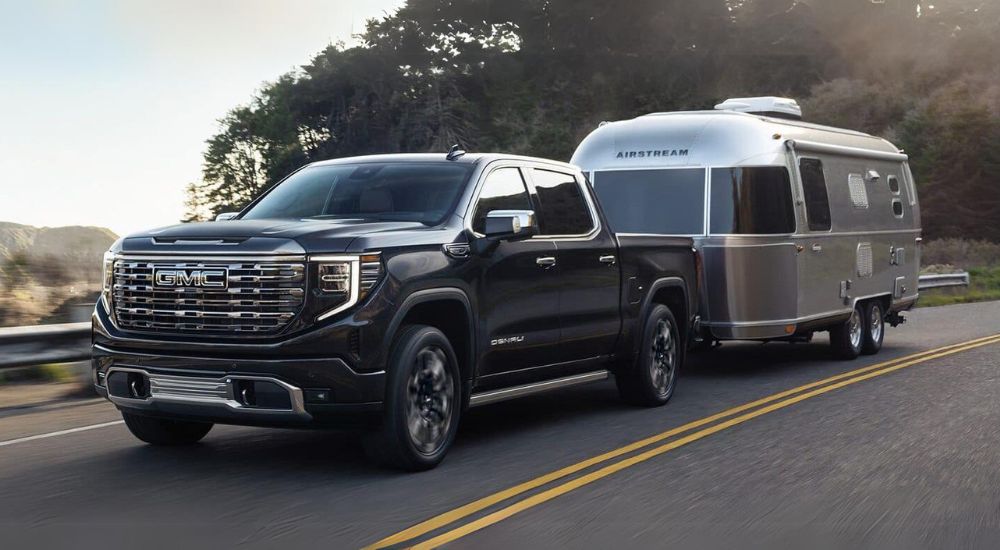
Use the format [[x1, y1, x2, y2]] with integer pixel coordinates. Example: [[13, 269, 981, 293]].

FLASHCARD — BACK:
[[921, 239, 1000, 269]]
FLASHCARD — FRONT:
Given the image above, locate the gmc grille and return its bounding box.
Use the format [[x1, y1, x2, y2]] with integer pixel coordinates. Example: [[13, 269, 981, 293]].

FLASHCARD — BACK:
[[112, 258, 306, 336]]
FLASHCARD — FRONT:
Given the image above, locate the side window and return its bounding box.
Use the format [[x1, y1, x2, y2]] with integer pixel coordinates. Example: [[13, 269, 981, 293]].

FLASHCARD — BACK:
[[799, 158, 832, 231], [530, 169, 595, 236], [710, 167, 796, 234], [472, 167, 531, 234], [887, 175, 901, 195], [892, 198, 904, 218]]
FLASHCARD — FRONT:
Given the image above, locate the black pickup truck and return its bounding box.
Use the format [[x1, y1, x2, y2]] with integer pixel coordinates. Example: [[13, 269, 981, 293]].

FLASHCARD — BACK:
[[92, 151, 699, 469]]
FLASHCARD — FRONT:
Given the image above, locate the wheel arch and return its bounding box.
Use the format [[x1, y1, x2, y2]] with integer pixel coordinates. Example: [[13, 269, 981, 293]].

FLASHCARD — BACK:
[[386, 288, 476, 386], [641, 277, 691, 346]]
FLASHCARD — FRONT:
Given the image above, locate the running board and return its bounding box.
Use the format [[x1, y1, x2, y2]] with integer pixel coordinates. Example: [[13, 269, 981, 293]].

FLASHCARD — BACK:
[[468, 370, 610, 408]]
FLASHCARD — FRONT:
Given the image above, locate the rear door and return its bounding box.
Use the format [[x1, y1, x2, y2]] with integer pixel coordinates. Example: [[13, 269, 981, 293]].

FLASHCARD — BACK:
[[526, 167, 620, 362], [472, 165, 562, 377]]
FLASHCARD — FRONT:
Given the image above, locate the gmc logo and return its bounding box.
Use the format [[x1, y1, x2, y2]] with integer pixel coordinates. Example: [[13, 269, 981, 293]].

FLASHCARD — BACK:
[[153, 268, 228, 289]]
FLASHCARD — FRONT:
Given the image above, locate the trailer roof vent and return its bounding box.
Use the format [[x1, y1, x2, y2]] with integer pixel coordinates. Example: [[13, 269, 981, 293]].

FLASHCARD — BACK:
[[715, 97, 802, 120]]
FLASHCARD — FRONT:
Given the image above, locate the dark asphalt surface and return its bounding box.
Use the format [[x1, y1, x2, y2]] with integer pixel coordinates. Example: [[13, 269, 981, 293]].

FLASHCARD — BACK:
[[1, 301, 999, 549]]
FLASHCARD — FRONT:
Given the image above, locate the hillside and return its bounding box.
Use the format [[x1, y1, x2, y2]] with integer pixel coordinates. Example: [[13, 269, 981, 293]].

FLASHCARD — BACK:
[[0, 222, 118, 271], [0, 222, 118, 327]]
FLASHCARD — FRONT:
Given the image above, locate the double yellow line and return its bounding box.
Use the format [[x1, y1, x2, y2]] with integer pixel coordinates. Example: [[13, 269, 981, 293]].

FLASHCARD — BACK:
[[368, 333, 1000, 549]]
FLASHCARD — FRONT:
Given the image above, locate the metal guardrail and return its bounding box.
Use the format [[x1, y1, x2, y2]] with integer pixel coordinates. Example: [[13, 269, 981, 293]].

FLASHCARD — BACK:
[[0, 272, 975, 370], [917, 272, 971, 290], [0, 322, 90, 370]]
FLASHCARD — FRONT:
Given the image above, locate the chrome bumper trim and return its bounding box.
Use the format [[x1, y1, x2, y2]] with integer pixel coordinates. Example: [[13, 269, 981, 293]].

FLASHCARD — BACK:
[[105, 366, 311, 420]]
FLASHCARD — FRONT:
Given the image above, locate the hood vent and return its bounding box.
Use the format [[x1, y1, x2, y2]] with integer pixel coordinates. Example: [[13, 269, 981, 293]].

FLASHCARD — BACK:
[[153, 237, 249, 245]]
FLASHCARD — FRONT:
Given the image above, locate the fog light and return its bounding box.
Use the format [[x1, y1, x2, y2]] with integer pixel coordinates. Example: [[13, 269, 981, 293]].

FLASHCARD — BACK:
[[305, 389, 333, 403]]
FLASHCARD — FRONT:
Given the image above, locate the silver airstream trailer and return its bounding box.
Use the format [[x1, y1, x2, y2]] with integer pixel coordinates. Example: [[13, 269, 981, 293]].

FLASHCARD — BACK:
[[571, 97, 921, 359]]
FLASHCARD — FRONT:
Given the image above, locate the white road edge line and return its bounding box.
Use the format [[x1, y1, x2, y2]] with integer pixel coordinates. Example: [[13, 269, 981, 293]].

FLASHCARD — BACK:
[[0, 420, 124, 448]]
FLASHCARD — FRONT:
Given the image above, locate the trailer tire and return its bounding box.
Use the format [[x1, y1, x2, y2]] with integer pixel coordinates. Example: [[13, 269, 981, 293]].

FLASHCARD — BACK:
[[830, 304, 864, 360], [617, 304, 681, 407], [861, 301, 885, 355], [363, 325, 461, 471]]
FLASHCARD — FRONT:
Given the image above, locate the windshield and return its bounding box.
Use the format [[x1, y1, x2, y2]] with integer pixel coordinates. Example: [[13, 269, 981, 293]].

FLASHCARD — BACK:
[[241, 162, 474, 224]]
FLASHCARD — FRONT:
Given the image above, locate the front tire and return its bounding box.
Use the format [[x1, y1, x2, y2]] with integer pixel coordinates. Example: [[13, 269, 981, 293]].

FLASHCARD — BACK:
[[861, 301, 885, 355], [830, 304, 864, 360], [121, 412, 212, 446], [616, 304, 682, 407], [364, 325, 461, 471]]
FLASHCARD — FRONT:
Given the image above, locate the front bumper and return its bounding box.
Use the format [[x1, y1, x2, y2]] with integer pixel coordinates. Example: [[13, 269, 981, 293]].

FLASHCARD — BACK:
[[93, 345, 385, 428]]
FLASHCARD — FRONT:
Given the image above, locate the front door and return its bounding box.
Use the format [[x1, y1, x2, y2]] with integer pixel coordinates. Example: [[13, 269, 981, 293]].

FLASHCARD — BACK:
[[473, 166, 562, 377]]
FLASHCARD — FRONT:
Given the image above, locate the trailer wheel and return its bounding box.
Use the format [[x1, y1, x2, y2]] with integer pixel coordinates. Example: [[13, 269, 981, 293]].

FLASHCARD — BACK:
[[830, 304, 864, 360], [861, 301, 885, 355], [617, 304, 681, 407], [363, 325, 461, 471]]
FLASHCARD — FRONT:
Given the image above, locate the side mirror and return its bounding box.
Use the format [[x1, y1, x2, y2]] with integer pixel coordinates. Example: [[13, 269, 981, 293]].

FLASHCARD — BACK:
[[484, 210, 538, 241], [215, 212, 239, 221]]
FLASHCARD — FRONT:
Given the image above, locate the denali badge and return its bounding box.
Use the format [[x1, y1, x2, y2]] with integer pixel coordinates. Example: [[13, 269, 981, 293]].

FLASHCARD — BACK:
[[153, 268, 228, 289], [491, 335, 525, 346]]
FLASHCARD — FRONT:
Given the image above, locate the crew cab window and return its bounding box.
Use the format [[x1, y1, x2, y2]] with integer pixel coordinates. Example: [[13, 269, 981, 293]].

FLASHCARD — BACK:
[[472, 167, 532, 234], [592, 169, 705, 235], [530, 169, 595, 236], [799, 158, 832, 231], [710, 167, 795, 234], [242, 162, 473, 224]]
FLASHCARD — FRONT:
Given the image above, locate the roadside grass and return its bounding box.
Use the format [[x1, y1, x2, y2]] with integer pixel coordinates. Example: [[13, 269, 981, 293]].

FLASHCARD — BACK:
[[0, 363, 77, 386], [919, 266, 1000, 307]]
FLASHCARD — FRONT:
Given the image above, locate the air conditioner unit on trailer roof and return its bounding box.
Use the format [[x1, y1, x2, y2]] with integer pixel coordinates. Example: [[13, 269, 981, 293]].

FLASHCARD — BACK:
[[714, 96, 803, 120]]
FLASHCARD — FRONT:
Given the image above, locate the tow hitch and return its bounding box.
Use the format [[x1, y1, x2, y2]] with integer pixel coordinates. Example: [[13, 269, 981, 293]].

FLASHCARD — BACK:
[[887, 311, 906, 327]]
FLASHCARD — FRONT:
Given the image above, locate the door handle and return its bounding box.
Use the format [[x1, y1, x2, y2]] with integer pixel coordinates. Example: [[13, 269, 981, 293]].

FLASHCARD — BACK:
[[536, 257, 557, 268], [599, 255, 616, 265], [811, 244, 823, 253]]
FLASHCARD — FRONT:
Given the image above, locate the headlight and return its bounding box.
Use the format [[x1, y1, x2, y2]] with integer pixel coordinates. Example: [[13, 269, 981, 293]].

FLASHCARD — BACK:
[[314, 253, 383, 321], [318, 263, 351, 294]]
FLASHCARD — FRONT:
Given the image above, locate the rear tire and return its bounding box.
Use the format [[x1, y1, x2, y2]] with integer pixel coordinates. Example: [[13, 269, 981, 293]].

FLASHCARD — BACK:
[[121, 412, 212, 446], [616, 304, 681, 407], [861, 301, 885, 355], [364, 325, 461, 471], [830, 304, 864, 360]]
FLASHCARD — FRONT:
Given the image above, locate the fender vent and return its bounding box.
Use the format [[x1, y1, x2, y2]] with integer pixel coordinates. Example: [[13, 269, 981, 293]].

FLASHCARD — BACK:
[[848, 174, 869, 209], [857, 243, 873, 278]]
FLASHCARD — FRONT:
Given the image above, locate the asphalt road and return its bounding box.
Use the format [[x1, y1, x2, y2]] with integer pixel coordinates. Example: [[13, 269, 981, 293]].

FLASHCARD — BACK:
[[1, 301, 999, 549]]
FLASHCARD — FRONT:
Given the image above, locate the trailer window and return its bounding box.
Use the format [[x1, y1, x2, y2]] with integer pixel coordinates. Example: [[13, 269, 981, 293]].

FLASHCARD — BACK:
[[888, 175, 901, 195], [798, 158, 832, 231], [592, 169, 705, 235], [709, 167, 795, 234]]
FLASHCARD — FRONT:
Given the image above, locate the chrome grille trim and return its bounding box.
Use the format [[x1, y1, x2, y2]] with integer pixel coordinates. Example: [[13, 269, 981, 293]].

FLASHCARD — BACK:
[[112, 257, 306, 336]]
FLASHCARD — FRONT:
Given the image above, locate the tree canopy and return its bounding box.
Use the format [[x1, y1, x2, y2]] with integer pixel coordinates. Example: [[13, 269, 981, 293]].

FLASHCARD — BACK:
[[186, 0, 1000, 241]]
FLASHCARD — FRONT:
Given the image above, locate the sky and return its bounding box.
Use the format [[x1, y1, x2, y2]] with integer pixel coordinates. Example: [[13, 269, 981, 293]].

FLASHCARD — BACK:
[[0, 0, 403, 236]]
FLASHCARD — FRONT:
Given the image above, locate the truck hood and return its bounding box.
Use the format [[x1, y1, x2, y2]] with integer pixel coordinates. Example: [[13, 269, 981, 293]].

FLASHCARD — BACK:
[[120, 218, 460, 255]]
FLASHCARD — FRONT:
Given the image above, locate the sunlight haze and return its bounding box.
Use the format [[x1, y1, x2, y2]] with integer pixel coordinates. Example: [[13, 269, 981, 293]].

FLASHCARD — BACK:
[[0, 0, 403, 236]]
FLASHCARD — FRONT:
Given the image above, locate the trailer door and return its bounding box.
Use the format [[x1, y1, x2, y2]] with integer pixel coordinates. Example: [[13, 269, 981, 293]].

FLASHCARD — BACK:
[[796, 157, 843, 320]]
